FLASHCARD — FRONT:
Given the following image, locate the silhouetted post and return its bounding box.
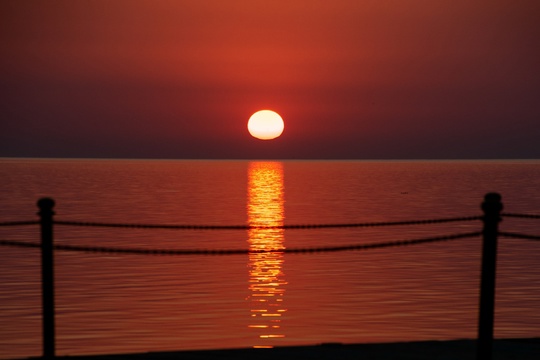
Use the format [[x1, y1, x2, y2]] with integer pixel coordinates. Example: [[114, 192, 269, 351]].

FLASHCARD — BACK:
[[38, 198, 56, 359], [477, 193, 502, 360]]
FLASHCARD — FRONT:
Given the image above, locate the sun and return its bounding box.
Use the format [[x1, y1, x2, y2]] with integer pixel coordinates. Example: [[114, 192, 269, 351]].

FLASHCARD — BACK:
[[247, 110, 284, 140]]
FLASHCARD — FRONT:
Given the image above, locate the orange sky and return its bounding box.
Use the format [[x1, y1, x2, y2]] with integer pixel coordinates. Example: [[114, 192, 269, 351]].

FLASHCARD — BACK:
[[1, 0, 539, 158]]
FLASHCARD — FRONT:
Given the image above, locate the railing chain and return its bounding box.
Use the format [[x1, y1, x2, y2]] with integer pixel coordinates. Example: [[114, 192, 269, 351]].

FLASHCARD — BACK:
[[499, 231, 540, 241], [53, 215, 482, 230], [0, 220, 40, 226], [501, 213, 540, 219], [0, 231, 482, 255], [0, 239, 41, 248]]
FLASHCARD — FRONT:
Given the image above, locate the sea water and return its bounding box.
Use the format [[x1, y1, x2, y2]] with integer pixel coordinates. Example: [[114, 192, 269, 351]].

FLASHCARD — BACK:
[[0, 159, 539, 358]]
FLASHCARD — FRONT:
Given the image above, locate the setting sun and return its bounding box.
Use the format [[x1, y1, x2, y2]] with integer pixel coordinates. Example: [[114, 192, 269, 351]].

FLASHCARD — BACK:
[[247, 110, 284, 140]]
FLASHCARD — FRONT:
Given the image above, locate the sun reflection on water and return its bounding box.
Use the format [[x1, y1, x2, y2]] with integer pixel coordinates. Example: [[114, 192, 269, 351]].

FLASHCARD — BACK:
[[247, 162, 287, 348]]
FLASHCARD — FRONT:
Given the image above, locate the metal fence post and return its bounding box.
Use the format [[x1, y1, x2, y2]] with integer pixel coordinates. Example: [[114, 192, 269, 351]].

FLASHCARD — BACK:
[[38, 198, 56, 359], [477, 193, 502, 360]]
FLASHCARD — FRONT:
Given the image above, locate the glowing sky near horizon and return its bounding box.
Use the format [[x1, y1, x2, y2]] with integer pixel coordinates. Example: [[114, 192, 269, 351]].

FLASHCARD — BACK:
[[1, 0, 539, 159]]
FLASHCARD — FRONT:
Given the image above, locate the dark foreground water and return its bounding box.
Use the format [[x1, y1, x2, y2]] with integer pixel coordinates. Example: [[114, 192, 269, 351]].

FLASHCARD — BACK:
[[0, 159, 539, 358]]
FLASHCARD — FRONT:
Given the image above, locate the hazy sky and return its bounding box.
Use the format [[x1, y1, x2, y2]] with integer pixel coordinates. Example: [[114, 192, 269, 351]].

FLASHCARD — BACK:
[[1, 0, 539, 159]]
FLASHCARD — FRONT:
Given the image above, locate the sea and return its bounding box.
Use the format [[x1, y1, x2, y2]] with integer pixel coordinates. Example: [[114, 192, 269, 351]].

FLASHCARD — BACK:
[[0, 158, 539, 359]]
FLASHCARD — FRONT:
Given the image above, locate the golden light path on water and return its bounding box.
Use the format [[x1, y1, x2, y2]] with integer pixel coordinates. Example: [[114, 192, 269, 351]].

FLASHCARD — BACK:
[[246, 162, 287, 348]]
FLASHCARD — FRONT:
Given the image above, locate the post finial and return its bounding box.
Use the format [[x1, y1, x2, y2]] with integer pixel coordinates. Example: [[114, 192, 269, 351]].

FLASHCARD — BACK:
[[37, 198, 55, 215], [482, 193, 503, 215]]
